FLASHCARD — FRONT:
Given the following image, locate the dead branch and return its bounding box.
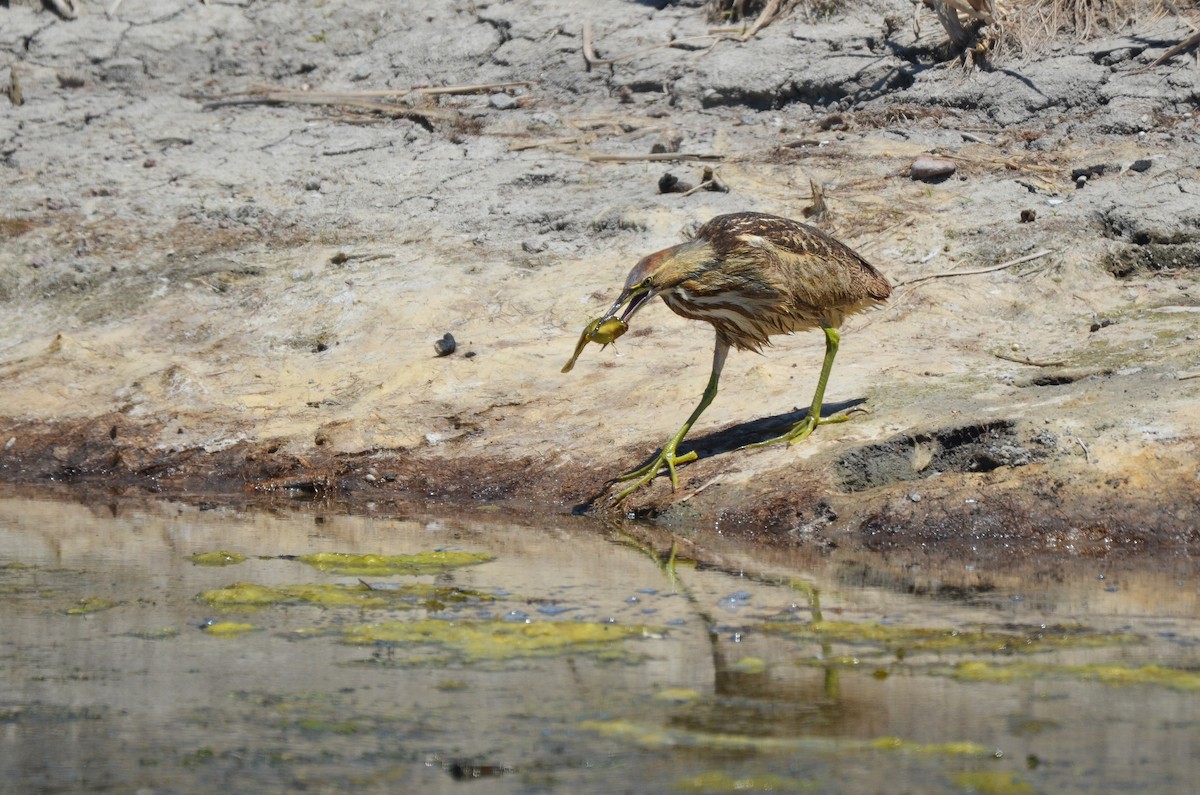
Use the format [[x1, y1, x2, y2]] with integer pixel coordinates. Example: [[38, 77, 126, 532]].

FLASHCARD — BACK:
[[895, 248, 1053, 287], [203, 87, 460, 123], [1130, 29, 1200, 74], [737, 0, 782, 41], [991, 352, 1067, 367], [586, 152, 724, 163]]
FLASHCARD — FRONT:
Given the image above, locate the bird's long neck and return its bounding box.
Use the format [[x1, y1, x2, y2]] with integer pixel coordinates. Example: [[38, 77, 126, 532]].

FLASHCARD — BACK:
[[653, 240, 718, 294]]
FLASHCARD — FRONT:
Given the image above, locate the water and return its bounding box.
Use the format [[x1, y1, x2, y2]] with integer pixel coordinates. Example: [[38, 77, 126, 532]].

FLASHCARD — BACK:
[[1, 491, 1197, 794]]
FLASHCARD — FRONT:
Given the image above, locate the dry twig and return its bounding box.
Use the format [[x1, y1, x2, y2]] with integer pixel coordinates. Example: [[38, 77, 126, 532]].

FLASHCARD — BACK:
[[203, 86, 460, 124], [737, 0, 783, 41], [587, 152, 724, 163], [895, 248, 1053, 287], [991, 352, 1067, 367], [1130, 29, 1200, 74]]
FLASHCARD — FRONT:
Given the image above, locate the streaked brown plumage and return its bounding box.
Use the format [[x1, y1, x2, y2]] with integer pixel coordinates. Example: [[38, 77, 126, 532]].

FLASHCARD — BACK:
[[592, 211, 891, 501]]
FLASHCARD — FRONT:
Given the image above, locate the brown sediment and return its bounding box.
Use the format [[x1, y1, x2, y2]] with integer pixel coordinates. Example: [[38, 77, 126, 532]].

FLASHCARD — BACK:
[[3, 413, 1196, 577]]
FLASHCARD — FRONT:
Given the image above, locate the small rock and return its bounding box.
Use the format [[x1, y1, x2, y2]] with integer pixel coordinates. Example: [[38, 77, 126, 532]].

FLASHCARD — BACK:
[[522, 238, 547, 253], [658, 172, 692, 194], [1129, 158, 1152, 173], [910, 156, 955, 182], [907, 492, 922, 503], [434, 333, 456, 357], [1019, 209, 1036, 223], [488, 93, 517, 110], [304, 178, 322, 191], [1070, 163, 1117, 181], [143, 158, 157, 168], [1090, 317, 1116, 333]]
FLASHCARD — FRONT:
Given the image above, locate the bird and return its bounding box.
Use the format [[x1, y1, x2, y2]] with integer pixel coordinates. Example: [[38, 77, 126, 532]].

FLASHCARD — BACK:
[[590, 211, 892, 502]]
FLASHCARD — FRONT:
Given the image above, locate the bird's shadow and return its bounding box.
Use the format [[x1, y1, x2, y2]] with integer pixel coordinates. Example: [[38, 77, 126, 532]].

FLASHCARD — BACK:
[[648, 397, 868, 466], [575, 397, 868, 513]]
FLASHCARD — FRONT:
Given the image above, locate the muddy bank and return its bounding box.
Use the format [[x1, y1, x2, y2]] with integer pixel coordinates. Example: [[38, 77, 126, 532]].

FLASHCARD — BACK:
[[3, 410, 1197, 574], [1, 0, 1198, 555]]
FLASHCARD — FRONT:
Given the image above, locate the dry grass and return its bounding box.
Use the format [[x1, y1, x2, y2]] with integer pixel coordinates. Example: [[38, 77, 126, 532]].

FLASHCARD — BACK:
[[706, 0, 847, 24], [712, 1, 1188, 63], [929, 0, 1185, 61]]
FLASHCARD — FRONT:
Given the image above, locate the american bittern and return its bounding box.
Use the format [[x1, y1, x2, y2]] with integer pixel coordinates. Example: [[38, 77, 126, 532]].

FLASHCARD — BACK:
[[581, 212, 891, 502]]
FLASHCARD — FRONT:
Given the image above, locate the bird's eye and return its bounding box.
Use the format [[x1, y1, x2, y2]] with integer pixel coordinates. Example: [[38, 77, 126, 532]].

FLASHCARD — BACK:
[[640, 277, 653, 289]]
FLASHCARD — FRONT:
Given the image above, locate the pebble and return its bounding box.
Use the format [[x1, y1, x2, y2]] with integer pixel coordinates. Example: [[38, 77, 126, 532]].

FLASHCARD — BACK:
[[488, 93, 517, 110], [522, 238, 546, 253], [658, 172, 693, 194], [910, 156, 955, 181], [434, 332, 456, 357]]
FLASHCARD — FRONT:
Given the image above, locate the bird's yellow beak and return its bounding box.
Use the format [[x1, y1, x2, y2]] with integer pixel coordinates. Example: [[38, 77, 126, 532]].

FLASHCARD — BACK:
[[602, 283, 652, 325]]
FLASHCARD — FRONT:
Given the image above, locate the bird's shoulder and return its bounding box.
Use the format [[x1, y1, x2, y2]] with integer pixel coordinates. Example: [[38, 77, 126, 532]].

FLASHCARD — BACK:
[[696, 212, 839, 259]]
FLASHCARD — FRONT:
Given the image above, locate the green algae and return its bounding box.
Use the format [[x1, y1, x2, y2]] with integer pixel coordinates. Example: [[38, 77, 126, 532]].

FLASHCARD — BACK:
[[579, 718, 992, 757], [952, 771, 1035, 794], [673, 771, 818, 792], [189, 550, 246, 567], [294, 550, 494, 576], [199, 581, 496, 611], [732, 656, 767, 674], [339, 618, 653, 663], [64, 597, 118, 615], [653, 687, 702, 703], [202, 621, 256, 637], [950, 661, 1200, 690], [765, 620, 1137, 657], [869, 736, 992, 756]]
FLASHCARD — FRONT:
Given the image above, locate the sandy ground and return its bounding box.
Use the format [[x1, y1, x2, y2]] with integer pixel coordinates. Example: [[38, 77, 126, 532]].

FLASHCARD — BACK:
[[1, 0, 1198, 557]]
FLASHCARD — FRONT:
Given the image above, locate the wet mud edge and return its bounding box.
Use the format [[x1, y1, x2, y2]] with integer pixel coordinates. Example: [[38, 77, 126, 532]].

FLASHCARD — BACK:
[[2, 412, 1197, 570]]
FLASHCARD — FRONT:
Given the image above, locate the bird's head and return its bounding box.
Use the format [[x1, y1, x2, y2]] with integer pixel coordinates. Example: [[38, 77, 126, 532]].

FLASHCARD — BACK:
[[600, 240, 713, 324]]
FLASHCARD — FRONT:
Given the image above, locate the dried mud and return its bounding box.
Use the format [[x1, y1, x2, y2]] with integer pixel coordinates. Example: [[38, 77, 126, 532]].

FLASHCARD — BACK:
[[2, 0, 1199, 563]]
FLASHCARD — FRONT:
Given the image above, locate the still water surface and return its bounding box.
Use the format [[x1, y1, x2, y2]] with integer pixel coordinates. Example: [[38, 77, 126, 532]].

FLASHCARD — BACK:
[[1, 493, 1197, 794]]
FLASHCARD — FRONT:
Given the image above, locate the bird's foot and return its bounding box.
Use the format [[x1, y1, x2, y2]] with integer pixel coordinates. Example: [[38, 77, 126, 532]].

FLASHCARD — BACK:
[[743, 410, 849, 450], [610, 445, 697, 503]]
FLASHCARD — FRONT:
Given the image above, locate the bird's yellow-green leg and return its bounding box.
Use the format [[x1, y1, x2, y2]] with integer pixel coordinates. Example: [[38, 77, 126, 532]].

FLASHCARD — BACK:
[[612, 341, 729, 502], [746, 325, 847, 450]]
